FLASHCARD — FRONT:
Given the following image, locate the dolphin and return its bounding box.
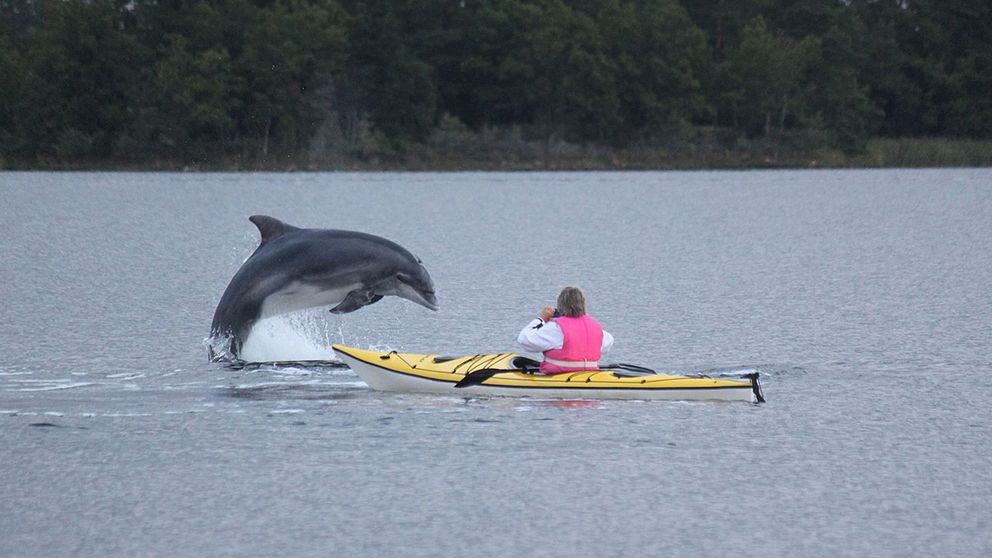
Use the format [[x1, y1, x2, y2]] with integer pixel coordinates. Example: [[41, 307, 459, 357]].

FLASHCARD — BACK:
[[209, 215, 438, 360]]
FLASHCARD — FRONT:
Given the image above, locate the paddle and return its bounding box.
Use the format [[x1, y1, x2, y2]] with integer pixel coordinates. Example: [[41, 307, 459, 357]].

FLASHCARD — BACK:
[[453, 368, 504, 388], [453, 363, 659, 389], [602, 362, 657, 376]]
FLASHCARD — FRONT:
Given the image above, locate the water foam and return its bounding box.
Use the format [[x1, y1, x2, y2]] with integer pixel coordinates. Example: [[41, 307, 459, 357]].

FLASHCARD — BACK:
[[238, 312, 337, 362], [7, 379, 95, 392]]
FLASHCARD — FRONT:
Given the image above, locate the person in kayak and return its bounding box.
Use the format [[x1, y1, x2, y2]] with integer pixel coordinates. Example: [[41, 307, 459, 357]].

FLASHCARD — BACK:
[[517, 286, 614, 374]]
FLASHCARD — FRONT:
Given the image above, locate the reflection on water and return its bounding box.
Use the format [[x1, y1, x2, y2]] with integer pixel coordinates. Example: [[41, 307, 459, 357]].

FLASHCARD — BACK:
[[220, 383, 364, 402], [543, 399, 601, 409]]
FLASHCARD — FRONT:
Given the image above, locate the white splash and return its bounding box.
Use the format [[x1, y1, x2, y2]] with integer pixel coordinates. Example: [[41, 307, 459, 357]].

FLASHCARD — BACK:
[[238, 311, 337, 362]]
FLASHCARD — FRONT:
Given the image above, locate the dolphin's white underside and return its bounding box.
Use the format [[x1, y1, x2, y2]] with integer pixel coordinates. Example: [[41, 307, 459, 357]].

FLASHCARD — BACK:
[[258, 281, 360, 320]]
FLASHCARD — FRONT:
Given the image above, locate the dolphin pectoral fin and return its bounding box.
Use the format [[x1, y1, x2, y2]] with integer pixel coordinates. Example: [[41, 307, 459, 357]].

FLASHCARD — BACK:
[[329, 290, 381, 314]]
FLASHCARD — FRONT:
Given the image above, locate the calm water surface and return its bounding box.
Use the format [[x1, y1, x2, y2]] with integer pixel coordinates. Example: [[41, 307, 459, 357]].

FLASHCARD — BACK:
[[1, 170, 990, 557]]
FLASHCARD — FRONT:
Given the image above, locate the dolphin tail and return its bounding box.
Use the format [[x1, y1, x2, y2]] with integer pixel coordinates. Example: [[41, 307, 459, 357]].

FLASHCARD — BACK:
[[206, 328, 244, 362]]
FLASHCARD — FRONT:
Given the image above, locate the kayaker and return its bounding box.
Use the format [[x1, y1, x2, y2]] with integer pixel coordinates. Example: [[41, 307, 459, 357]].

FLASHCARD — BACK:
[[517, 286, 614, 374]]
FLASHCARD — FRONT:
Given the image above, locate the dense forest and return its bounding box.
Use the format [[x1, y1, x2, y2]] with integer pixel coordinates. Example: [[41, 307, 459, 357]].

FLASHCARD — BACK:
[[1, 0, 990, 168]]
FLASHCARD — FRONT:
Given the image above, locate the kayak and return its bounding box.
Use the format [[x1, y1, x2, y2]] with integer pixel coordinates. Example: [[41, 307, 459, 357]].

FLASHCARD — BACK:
[[332, 345, 764, 402]]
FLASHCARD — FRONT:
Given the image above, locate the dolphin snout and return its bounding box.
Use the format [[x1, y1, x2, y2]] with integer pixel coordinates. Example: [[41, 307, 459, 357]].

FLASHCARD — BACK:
[[419, 292, 439, 311]]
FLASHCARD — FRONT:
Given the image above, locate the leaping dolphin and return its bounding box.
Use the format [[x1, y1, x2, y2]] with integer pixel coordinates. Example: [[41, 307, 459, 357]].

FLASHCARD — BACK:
[[209, 215, 438, 361]]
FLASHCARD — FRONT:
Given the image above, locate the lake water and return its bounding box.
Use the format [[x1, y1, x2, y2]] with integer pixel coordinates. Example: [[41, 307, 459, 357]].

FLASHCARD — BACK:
[[1, 170, 990, 557]]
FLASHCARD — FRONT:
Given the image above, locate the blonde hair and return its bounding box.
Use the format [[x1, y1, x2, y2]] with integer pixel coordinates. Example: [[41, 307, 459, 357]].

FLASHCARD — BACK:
[[556, 287, 586, 317]]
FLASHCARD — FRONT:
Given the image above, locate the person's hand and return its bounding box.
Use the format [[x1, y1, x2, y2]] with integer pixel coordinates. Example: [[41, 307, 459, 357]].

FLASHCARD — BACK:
[[539, 306, 556, 322]]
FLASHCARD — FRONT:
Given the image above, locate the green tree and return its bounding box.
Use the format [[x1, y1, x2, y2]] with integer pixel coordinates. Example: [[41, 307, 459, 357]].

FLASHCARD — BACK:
[[849, 0, 920, 137], [391, 0, 602, 141], [344, 0, 437, 143], [719, 16, 820, 138], [520, 0, 618, 142], [16, 0, 145, 159], [0, 34, 28, 157], [594, 0, 709, 143], [4, 0, 989, 164], [447, 0, 539, 128], [132, 36, 242, 157], [387, 0, 472, 129], [682, 0, 774, 56], [436, 0, 620, 143], [772, 0, 881, 149], [916, 1, 992, 137], [240, 0, 349, 154], [852, 0, 992, 139]]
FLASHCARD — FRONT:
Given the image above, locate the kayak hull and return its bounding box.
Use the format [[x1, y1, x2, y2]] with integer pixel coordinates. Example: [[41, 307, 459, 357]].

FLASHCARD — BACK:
[[332, 345, 760, 402]]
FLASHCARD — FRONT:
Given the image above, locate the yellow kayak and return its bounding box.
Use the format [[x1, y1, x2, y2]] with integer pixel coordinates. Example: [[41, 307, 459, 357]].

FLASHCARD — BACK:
[[332, 345, 764, 402]]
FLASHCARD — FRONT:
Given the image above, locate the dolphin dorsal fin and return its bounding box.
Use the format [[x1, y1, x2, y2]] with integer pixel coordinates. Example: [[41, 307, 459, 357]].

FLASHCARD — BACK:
[[249, 215, 300, 245]]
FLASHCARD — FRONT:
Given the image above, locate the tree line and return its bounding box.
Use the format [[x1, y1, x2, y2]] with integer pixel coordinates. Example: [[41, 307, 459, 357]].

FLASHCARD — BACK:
[[1, 0, 990, 165]]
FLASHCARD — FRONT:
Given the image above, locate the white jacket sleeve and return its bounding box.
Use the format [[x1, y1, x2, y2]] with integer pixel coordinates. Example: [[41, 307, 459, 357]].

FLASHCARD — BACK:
[[601, 329, 614, 355], [517, 319, 564, 353]]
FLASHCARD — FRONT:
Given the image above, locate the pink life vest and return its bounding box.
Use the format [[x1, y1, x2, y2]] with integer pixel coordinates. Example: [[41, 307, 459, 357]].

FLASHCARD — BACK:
[[541, 315, 604, 374]]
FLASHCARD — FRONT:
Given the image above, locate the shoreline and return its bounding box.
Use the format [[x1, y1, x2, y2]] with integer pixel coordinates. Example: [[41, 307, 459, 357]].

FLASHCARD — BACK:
[[4, 137, 991, 172]]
